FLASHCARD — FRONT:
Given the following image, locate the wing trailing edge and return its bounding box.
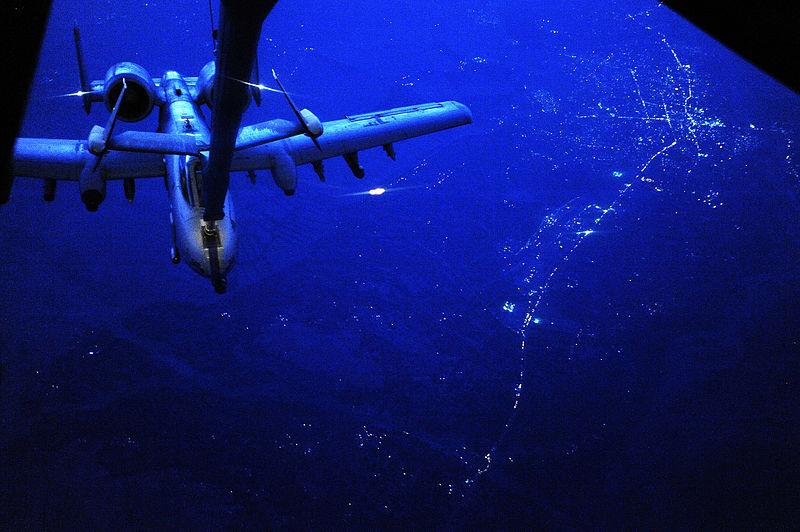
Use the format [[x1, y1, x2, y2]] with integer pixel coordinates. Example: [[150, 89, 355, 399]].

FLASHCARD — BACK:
[[231, 100, 472, 194], [12, 101, 472, 186], [12, 138, 165, 181], [233, 100, 472, 169]]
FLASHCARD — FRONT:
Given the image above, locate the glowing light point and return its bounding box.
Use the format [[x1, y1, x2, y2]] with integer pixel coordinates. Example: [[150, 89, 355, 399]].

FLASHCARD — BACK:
[[368, 188, 386, 196], [503, 301, 515, 313], [532, 318, 541, 325], [57, 90, 89, 98], [612, 170, 623, 177], [226, 76, 286, 94]]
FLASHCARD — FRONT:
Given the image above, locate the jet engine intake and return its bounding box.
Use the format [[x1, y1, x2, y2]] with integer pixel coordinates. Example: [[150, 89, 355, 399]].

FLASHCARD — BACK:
[[103, 62, 156, 122]]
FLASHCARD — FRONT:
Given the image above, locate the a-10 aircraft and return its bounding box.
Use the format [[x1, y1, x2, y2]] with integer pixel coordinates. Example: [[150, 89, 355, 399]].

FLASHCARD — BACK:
[[8, 0, 472, 293]]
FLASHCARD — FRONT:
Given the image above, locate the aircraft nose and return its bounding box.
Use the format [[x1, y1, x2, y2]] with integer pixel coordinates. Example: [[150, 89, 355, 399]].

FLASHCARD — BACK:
[[199, 219, 237, 291], [212, 276, 227, 294]]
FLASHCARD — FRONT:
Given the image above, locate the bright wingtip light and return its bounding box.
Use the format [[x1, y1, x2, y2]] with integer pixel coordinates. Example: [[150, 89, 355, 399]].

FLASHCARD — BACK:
[[226, 76, 285, 94], [56, 90, 89, 98], [338, 187, 389, 197]]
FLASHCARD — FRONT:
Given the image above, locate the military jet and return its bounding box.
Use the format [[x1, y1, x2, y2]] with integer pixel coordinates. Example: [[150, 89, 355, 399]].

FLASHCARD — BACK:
[[9, 0, 472, 293]]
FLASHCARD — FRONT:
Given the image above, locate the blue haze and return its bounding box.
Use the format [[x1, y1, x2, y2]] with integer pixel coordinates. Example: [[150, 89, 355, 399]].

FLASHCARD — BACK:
[[2, 0, 799, 528]]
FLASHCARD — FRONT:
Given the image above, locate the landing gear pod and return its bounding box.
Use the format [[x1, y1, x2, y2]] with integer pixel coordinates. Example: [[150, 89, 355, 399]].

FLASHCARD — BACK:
[[79, 165, 106, 211], [103, 62, 156, 122], [270, 147, 297, 195]]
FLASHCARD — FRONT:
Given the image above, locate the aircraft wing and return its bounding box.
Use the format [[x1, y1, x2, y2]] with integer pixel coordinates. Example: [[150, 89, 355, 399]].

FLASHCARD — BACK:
[[231, 100, 473, 193], [11, 100, 472, 189], [12, 138, 165, 181]]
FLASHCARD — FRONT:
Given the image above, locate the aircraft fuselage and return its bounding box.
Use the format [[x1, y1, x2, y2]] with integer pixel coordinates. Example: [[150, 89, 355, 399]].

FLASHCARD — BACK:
[[159, 71, 236, 293]]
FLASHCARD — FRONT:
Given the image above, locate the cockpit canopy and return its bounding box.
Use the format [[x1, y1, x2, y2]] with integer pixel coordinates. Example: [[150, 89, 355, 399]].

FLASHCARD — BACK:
[[180, 156, 204, 208]]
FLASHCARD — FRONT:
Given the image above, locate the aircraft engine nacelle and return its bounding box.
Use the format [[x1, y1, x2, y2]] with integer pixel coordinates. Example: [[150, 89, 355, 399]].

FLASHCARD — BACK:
[[103, 62, 157, 122], [195, 60, 249, 111], [196, 61, 215, 108], [270, 146, 297, 195]]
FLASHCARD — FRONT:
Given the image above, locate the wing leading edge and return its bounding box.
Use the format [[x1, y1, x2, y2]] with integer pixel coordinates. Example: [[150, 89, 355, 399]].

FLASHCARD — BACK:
[[12, 138, 165, 181], [11, 100, 471, 189], [232, 100, 473, 193]]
